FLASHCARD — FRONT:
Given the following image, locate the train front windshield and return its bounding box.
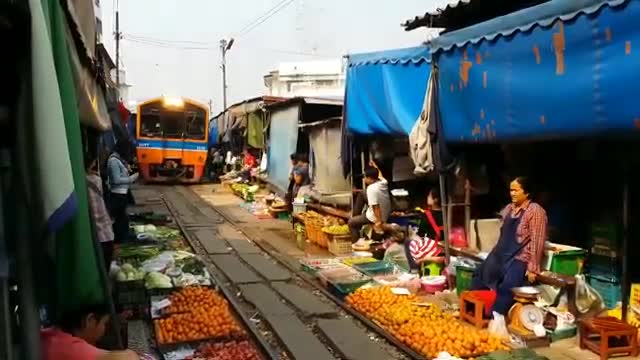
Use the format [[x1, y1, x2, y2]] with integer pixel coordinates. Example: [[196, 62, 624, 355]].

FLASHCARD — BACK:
[[139, 102, 207, 140]]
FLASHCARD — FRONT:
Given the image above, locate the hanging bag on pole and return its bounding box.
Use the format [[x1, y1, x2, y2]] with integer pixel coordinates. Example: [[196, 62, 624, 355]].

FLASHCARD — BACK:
[[409, 72, 435, 175]]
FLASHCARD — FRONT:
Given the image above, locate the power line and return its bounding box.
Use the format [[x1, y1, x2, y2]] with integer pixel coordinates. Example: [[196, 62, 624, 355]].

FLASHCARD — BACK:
[[124, 38, 216, 51], [123, 35, 333, 58], [125, 33, 212, 45], [234, 0, 291, 35], [235, 0, 296, 37]]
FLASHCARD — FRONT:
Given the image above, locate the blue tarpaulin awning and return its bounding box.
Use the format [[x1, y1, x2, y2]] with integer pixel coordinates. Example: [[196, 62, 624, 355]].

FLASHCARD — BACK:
[[345, 46, 431, 135], [432, 0, 639, 143]]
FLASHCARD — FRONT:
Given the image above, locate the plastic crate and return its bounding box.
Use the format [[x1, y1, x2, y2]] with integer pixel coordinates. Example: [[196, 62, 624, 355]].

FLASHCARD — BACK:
[[327, 234, 352, 255], [456, 265, 475, 295], [300, 258, 345, 275], [353, 261, 395, 276], [590, 223, 619, 249], [115, 280, 147, 305], [292, 203, 307, 215], [544, 244, 587, 276], [547, 326, 577, 342], [317, 267, 371, 295], [588, 274, 621, 309]]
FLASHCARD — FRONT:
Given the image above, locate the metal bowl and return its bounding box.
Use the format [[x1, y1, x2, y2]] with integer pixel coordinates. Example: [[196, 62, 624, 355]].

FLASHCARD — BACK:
[[512, 286, 541, 298]]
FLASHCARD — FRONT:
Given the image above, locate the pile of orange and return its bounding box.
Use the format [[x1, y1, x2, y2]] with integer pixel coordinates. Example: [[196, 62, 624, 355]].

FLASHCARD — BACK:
[[346, 286, 509, 358], [154, 286, 243, 345]]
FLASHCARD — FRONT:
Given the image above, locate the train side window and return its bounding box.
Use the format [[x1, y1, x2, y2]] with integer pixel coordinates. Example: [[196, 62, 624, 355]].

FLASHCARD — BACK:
[[140, 108, 162, 137], [185, 110, 206, 140]]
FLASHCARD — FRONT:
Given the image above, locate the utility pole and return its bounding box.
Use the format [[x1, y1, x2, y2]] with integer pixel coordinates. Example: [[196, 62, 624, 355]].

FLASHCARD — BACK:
[[220, 38, 234, 111], [115, 0, 121, 89]]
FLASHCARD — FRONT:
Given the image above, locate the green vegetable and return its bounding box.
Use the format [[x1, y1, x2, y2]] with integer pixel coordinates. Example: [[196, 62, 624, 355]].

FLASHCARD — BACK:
[[145, 272, 172, 289], [180, 258, 205, 275], [117, 245, 160, 260], [121, 263, 135, 272]]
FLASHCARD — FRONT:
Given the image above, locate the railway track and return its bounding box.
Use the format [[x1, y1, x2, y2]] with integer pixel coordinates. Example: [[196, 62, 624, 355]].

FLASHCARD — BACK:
[[134, 185, 414, 360]]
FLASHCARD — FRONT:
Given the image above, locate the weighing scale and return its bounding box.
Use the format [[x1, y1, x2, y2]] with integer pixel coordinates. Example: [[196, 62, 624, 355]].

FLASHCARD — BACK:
[[507, 287, 550, 348]]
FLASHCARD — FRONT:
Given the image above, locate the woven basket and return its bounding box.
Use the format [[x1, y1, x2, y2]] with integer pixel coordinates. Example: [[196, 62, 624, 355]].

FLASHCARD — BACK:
[[305, 220, 318, 244], [328, 234, 352, 256]]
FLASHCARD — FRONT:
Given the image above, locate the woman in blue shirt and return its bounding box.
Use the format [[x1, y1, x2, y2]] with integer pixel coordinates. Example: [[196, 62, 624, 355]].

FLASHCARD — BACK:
[[107, 141, 138, 243]]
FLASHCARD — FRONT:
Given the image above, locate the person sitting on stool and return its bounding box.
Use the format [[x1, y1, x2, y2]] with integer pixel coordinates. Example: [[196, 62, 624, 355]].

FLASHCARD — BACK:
[[348, 166, 391, 242]]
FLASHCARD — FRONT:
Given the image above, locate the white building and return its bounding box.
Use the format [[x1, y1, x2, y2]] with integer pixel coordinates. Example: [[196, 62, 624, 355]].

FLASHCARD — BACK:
[[94, 0, 103, 43], [95, 0, 131, 103], [263, 59, 345, 98]]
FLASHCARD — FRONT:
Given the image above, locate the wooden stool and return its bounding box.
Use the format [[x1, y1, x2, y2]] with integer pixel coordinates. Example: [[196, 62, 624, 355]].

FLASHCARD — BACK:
[[459, 291, 492, 328], [579, 317, 639, 360]]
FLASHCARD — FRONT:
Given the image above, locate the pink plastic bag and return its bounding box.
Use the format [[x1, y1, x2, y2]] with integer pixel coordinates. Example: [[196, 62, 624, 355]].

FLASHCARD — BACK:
[[449, 227, 468, 248]]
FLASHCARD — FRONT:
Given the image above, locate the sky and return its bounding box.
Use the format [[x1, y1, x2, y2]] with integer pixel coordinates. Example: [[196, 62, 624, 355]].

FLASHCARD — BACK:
[[100, 0, 450, 111]]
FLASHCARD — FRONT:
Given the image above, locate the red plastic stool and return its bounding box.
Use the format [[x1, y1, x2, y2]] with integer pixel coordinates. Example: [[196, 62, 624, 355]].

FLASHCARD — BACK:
[[459, 290, 497, 328]]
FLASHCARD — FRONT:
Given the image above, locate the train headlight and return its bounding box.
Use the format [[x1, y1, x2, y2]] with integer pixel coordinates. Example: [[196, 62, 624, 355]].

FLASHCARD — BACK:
[[163, 97, 184, 108]]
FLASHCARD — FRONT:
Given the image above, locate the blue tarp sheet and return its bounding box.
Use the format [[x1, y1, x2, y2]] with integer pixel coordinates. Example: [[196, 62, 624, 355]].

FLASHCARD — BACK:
[[345, 46, 431, 135], [208, 120, 218, 147], [434, 0, 639, 142], [267, 105, 299, 192]]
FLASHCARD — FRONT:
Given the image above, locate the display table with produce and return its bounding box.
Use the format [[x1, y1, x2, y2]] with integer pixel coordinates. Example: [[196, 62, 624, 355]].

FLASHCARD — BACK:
[[110, 207, 271, 360], [153, 287, 263, 360]]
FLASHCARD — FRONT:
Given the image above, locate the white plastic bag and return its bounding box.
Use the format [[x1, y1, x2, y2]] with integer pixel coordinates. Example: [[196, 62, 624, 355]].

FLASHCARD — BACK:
[[383, 243, 410, 272], [488, 311, 509, 338], [575, 274, 604, 314]]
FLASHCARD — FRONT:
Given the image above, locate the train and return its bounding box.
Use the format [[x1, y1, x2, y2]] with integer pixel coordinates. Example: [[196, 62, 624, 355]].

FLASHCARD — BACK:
[[135, 97, 209, 183]]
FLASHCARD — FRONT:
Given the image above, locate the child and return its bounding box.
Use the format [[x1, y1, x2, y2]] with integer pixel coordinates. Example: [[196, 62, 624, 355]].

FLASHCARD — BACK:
[[41, 304, 139, 360]]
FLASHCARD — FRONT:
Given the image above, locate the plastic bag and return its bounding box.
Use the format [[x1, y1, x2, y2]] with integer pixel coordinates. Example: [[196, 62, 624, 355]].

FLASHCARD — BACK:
[[383, 243, 410, 272], [575, 274, 604, 314], [488, 312, 509, 338]]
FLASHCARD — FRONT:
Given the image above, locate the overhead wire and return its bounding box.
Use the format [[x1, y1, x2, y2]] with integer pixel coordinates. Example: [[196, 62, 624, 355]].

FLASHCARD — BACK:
[[123, 33, 332, 57], [234, 0, 296, 38]]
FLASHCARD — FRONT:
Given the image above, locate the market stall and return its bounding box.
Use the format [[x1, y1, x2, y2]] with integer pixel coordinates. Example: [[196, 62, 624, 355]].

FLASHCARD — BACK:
[[108, 208, 272, 359], [420, 0, 640, 358]]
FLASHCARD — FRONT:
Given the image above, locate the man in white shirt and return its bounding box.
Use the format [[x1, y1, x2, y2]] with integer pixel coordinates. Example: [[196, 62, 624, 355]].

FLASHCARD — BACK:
[[348, 166, 391, 242]]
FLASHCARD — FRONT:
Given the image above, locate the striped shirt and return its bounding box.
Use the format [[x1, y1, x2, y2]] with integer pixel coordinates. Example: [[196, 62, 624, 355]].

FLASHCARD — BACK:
[[86, 174, 114, 243], [501, 201, 548, 273]]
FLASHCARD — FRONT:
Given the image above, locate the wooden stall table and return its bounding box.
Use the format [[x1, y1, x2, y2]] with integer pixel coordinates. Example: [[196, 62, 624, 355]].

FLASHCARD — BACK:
[[306, 203, 350, 220], [579, 317, 638, 360]]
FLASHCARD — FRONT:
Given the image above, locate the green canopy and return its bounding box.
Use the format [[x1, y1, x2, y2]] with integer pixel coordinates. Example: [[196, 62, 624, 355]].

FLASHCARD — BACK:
[[31, 0, 105, 311]]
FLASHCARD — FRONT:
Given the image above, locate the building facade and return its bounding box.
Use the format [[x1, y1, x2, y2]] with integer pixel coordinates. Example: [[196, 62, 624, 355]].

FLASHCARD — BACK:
[[94, 0, 103, 42], [263, 59, 345, 98]]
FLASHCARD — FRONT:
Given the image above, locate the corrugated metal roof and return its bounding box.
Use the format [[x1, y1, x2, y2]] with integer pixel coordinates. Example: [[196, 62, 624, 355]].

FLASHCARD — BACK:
[[266, 96, 344, 110], [403, 0, 550, 31], [430, 0, 627, 53], [403, 0, 471, 30], [347, 46, 431, 67]]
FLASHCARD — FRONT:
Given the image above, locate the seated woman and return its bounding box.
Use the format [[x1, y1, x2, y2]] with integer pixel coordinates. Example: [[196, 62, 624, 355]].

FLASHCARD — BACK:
[[291, 166, 310, 200], [470, 176, 547, 315], [41, 304, 140, 360], [406, 189, 444, 271], [238, 148, 258, 182], [419, 189, 444, 240]]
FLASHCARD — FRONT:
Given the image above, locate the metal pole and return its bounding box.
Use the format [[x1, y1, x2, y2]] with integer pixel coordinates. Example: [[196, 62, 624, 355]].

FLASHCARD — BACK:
[[220, 39, 228, 111], [464, 179, 471, 248], [439, 174, 451, 263], [621, 167, 629, 322], [0, 149, 12, 360], [15, 200, 41, 360], [115, 6, 120, 88]]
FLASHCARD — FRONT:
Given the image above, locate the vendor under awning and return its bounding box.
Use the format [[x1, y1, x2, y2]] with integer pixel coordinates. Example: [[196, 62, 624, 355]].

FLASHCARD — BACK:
[[470, 176, 548, 315]]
